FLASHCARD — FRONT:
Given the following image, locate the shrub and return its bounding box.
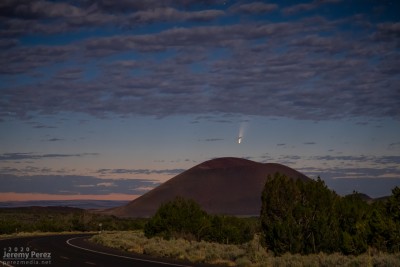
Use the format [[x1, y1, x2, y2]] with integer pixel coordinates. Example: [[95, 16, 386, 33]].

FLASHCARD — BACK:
[[144, 196, 209, 241], [90, 231, 400, 266], [261, 174, 400, 256], [144, 196, 256, 244]]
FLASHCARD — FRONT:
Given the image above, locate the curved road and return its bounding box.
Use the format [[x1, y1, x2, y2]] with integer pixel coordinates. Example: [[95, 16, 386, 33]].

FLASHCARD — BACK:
[[0, 234, 208, 267]]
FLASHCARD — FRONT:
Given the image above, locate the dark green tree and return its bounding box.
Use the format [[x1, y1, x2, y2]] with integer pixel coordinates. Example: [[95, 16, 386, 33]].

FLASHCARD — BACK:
[[368, 202, 391, 252], [261, 173, 340, 255], [294, 176, 341, 254], [385, 186, 400, 252], [387, 187, 400, 221], [338, 193, 370, 255], [144, 197, 255, 244], [261, 173, 302, 255], [205, 215, 254, 244], [144, 196, 209, 240]]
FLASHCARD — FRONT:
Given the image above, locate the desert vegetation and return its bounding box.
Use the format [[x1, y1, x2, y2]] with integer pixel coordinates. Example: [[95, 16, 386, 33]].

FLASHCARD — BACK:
[[91, 231, 400, 266], [90, 173, 400, 266], [261, 173, 400, 255], [2, 172, 400, 266], [0, 206, 146, 234], [144, 196, 259, 244]]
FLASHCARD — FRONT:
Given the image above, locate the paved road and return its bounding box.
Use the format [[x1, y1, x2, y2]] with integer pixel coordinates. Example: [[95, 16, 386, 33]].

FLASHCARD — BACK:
[[0, 234, 206, 267]]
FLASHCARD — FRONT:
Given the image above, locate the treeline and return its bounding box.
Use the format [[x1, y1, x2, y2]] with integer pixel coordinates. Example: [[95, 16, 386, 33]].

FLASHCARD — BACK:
[[0, 207, 146, 234], [144, 174, 400, 256], [261, 173, 400, 255], [144, 196, 259, 244]]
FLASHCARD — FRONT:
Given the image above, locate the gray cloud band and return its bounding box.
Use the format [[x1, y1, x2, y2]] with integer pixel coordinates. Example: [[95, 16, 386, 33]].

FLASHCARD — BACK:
[[1, 1, 399, 121], [0, 174, 159, 195], [0, 153, 99, 161]]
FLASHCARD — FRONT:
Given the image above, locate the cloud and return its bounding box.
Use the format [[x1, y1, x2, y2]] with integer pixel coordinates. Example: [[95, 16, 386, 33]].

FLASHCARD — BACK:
[[129, 7, 224, 23], [275, 155, 302, 165], [0, 152, 98, 161], [296, 155, 400, 185], [31, 123, 57, 129], [192, 115, 236, 124], [201, 138, 224, 142], [84, 0, 227, 14], [0, 44, 77, 74], [282, 0, 342, 16], [0, 1, 117, 36], [0, 1, 399, 122], [0, 39, 19, 49], [375, 22, 400, 40], [53, 68, 83, 81], [311, 155, 400, 165], [0, 1, 224, 38], [282, 3, 316, 15], [96, 182, 116, 187], [43, 138, 63, 142], [303, 142, 316, 145], [0, 166, 73, 175], [373, 156, 400, 165], [97, 168, 185, 176], [0, 0, 85, 20], [325, 177, 400, 198], [388, 142, 400, 150], [0, 174, 159, 195], [234, 150, 400, 198], [296, 164, 400, 198], [229, 2, 278, 14]]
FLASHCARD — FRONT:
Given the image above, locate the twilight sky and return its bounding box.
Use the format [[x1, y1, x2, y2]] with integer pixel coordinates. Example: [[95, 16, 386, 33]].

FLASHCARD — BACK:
[[1, 0, 399, 201]]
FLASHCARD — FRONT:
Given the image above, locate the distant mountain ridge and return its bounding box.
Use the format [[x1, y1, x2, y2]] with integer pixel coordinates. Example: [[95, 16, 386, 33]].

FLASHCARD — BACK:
[[0, 200, 129, 209], [105, 157, 310, 217]]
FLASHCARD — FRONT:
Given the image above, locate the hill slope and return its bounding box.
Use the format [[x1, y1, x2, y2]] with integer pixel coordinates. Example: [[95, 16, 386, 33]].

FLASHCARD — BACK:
[[106, 157, 310, 217]]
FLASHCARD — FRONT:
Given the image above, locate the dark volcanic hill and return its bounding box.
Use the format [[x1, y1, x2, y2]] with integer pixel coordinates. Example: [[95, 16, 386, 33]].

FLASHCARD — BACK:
[[106, 157, 310, 217]]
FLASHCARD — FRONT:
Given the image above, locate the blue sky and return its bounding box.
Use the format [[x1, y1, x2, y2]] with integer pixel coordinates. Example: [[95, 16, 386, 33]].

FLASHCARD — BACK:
[[1, 0, 399, 200]]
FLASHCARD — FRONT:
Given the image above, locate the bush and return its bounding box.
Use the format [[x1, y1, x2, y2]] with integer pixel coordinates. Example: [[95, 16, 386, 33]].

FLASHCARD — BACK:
[[90, 231, 400, 266], [261, 173, 400, 256], [144, 196, 209, 240], [0, 207, 147, 234], [144, 196, 256, 244], [261, 173, 340, 255]]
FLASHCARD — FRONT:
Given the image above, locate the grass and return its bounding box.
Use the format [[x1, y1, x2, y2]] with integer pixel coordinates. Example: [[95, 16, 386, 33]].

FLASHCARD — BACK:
[[0, 207, 147, 234], [90, 231, 249, 265], [0, 231, 97, 240], [90, 231, 400, 266]]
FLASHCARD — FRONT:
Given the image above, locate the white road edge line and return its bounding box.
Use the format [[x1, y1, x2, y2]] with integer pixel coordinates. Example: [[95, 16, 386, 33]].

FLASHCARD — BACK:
[[66, 237, 192, 267], [0, 260, 14, 267]]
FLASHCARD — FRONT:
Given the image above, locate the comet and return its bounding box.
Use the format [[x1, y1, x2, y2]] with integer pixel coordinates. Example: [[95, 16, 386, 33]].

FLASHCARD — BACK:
[[237, 120, 248, 144]]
